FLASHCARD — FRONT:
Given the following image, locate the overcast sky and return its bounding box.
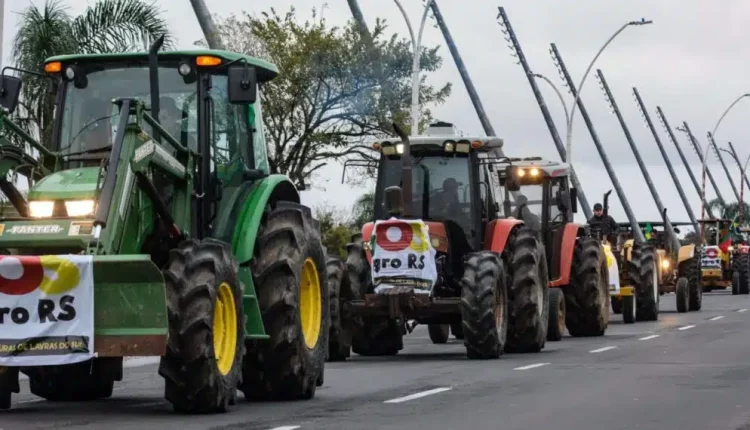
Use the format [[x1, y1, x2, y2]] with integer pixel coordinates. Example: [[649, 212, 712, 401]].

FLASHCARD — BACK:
[[3, 0, 749, 226]]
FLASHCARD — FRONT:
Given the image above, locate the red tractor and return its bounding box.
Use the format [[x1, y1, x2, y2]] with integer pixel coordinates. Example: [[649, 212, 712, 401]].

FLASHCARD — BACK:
[[326, 122, 608, 361]]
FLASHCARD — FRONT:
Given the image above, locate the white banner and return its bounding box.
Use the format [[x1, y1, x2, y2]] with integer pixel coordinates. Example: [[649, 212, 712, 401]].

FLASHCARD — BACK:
[[603, 245, 621, 295], [0, 255, 95, 366], [369, 218, 438, 294], [700, 246, 722, 269]]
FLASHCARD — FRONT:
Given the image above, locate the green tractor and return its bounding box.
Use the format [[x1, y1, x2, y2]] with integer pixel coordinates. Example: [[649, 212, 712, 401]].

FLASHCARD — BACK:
[[0, 37, 328, 413]]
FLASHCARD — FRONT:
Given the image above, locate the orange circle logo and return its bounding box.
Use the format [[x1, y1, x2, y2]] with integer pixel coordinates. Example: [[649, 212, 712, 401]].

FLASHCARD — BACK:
[[0, 256, 80, 296]]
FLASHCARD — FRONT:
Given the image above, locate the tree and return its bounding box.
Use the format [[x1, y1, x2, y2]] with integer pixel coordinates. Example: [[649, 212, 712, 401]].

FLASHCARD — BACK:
[[9, 0, 173, 148], [351, 191, 375, 228], [314, 203, 353, 257], [195, 7, 452, 185], [706, 198, 750, 223]]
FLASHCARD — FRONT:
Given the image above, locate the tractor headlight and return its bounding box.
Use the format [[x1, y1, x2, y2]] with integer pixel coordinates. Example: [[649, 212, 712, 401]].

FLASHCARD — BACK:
[[29, 201, 55, 218], [728, 245, 735, 252], [661, 259, 670, 269], [395, 143, 404, 154], [65, 200, 96, 217]]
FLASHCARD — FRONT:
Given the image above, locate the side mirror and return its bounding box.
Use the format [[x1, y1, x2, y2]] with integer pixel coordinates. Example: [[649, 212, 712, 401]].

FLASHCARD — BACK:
[[384, 185, 404, 217], [570, 187, 578, 214], [0, 75, 23, 114], [556, 189, 570, 213], [504, 166, 520, 192], [227, 64, 257, 104]]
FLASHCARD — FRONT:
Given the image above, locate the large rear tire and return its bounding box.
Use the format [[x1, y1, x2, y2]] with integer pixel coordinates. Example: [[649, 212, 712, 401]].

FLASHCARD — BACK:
[[565, 237, 608, 337], [460, 251, 508, 359], [26, 358, 121, 403], [632, 245, 659, 322], [0, 367, 17, 410], [450, 321, 464, 339], [159, 239, 245, 413], [504, 227, 549, 353], [547, 288, 565, 341], [611, 296, 622, 314], [679, 256, 702, 311], [241, 203, 328, 401], [622, 295, 636, 324], [326, 257, 352, 361], [737, 253, 750, 295]]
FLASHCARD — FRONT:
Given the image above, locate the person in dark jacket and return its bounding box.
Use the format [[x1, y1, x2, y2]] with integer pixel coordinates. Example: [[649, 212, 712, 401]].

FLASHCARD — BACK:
[[588, 202, 618, 243]]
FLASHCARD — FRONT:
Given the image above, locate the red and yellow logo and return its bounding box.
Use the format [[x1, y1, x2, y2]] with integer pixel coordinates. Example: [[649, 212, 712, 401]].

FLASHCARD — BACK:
[[373, 220, 430, 253], [0, 256, 80, 296]]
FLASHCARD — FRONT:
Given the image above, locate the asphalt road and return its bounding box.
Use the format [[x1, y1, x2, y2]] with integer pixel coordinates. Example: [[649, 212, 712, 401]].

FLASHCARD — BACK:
[[4, 290, 750, 430]]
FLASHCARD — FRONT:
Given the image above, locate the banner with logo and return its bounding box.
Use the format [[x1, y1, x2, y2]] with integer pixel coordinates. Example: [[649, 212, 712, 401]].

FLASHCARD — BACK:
[[701, 246, 722, 269], [369, 218, 438, 294], [603, 244, 620, 295], [0, 255, 95, 366]]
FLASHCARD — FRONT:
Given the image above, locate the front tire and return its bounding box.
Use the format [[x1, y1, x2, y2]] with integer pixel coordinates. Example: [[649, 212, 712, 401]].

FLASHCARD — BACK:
[[159, 239, 245, 413], [241, 203, 329, 401], [460, 251, 508, 359], [565, 237, 608, 337], [676, 277, 689, 313], [611, 297, 622, 314], [450, 321, 464, 340], [679, 256, 702, 311], [736, 253, 750, 295], [633, 245, 659, 322], [326, 257, 351, 361], [547, 288, 565, 341], [428, 324, 450, 344], [622, 295, 636, 324], [505, 227, 549, 353]]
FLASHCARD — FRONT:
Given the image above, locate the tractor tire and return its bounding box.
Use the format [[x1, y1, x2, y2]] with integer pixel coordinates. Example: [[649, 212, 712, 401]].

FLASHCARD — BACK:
[[28, 358, 121, 402], [622, 295, 636, 324], [547, 288, 565, 342], [676, 277, 689, 313], [733, 271, 740, 295], [345, 234, 404, 356], [428, 324, 450, 344], [611, 297, 622, 314], [632, 245, 659, 322], [241, 203, 329, 401], [460, 251, 509, 359], [0, 367, 18, 410], [564, 237, 608, 337], [326, 257, 352, 361], [679, 256, 702, 311], [450, 321, 464, 339], [504, 227, 549, 353], [737, 253, 750, 295], [158, 238, 245, 413]]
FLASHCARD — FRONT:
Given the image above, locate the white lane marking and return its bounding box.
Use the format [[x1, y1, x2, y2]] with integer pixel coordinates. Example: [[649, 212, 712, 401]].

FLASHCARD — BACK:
[[738, 308, 748, 313], [678, 324, 696, 330], [590, 346, 617, 353], [709, 315, 725, 321], [639, 334, 660, 340], [269, 427, 301, 430], [384, 387, 452, 404], [18, 357, 160, 381], [513, 362, 550, 370]]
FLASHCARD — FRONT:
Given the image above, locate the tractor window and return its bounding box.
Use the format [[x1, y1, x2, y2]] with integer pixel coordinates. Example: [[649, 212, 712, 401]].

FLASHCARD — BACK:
[[378, 154, 474, 237], [548, 179, 562, 224], [57, 65, 197, 167], [208, 75, 250, 184]]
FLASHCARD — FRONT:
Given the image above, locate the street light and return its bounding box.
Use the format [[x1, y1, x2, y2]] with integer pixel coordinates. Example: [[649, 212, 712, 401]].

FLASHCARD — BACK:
[[529, 73, 570, 130], [698, 93, 750, 236], [564, 18, 652, 165], [393, 0, 435, 136]]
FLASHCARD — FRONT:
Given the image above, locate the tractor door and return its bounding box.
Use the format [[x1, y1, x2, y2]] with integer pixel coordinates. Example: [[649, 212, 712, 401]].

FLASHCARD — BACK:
[[544, 177, 569, 281]]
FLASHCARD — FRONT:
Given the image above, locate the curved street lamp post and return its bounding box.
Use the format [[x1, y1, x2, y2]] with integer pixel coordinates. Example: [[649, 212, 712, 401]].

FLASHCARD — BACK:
[[393, 0, 435, 136], [564, 18, 652, 165]]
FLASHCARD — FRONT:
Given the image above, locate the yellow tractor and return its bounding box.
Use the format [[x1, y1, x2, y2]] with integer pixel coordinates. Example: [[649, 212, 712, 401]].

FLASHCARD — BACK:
[[696, 219, 750, 295]]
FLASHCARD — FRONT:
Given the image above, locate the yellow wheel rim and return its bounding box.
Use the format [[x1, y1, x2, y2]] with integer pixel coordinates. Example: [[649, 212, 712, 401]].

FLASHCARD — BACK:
[[213, 282, 238, 376], [300, 258, 322, 349]]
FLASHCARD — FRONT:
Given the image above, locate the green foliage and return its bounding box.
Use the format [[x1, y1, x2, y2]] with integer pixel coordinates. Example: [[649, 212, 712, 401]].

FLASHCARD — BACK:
[[706, 198, 750, 223], [195, 6, 452, 185], [8, 0, 172, 148], [314, 190, 377, 257]]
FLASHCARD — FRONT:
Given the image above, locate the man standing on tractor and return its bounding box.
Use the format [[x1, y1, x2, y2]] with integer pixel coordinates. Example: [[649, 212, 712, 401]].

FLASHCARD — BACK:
[[589, 202, 619, 244]]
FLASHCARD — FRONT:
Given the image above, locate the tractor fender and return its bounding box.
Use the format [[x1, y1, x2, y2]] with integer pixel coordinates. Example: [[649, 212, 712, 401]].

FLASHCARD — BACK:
[[677, 243, 696, 264], [230, 174, 301, 264], [549, 223, 582, 287], [484, 219, 524, 254]]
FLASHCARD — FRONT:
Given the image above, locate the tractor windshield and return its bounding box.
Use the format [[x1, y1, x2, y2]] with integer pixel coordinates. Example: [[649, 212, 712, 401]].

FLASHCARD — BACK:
[[378, 153, 474, 237], [57, 64, 197, 166]]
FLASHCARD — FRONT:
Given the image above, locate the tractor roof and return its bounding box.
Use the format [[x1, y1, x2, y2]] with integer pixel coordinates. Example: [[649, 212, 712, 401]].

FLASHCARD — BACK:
[[44, 49, 279, 83], [495, 157, 571, 177], [616, 221, 695, 228]]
